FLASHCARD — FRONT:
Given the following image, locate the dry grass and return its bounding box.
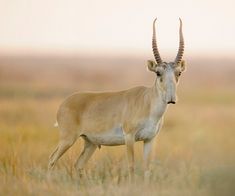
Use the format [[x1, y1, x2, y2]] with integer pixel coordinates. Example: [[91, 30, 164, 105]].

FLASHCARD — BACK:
[[0, 55, 235, 195]]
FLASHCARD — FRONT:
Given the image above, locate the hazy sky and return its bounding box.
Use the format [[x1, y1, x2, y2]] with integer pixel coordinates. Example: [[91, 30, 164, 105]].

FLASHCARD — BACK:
[[0, 0, 234, 57]]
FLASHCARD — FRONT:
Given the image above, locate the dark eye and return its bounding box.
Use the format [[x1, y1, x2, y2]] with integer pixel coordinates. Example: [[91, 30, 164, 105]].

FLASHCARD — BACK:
[[156, 71, 162, 77], [178, 72, 182, 76]]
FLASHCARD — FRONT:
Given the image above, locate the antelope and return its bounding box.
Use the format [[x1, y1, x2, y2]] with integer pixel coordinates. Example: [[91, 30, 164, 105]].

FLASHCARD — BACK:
[[48, 18, 186, 180]]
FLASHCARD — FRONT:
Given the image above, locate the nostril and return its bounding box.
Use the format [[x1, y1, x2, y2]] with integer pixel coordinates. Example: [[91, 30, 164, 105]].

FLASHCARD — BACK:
[[167, 101, 176, 104]]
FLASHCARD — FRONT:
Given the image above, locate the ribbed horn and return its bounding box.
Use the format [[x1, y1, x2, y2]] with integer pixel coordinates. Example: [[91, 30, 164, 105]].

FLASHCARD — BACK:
[[152, 18, 162, 64], [175, 18, 184, 64]]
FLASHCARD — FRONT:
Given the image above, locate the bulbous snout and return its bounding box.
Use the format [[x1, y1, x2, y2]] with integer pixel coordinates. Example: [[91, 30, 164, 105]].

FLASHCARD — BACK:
[[166, 94, 177, 104], [165, 74, 177, 105]]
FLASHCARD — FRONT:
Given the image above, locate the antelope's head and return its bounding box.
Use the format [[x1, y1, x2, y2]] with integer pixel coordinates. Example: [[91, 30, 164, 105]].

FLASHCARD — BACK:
[[147, 18, 186, 104]]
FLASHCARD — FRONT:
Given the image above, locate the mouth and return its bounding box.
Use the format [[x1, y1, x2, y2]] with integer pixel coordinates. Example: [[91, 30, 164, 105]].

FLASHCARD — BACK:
[[167, 101, 176, 104]]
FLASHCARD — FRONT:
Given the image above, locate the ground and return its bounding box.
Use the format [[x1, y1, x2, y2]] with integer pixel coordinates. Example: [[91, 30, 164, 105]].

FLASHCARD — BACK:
[[0, 55, 235, 195]]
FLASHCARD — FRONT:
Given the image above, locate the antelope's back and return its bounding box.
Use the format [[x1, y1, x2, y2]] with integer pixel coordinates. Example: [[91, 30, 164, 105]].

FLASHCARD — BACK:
[[57, 86, 150, 133]]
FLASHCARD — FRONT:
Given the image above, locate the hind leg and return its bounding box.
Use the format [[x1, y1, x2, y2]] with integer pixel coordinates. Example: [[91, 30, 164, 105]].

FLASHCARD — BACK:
[[74, 139, 97, 177], [49, 145, 59, 160], [48, 118, 77, 170], [48, 133, 77, 171], [48, 110, 79, 171]]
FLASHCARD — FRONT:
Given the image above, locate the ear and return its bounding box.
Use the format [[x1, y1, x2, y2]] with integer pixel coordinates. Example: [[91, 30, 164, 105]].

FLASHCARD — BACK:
[[180, 60, 186, 72], [147, 60, 157, 72]]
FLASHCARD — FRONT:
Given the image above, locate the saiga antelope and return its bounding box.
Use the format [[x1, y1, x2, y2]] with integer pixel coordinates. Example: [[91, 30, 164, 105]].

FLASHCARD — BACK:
[[48, 18, 186, 180]]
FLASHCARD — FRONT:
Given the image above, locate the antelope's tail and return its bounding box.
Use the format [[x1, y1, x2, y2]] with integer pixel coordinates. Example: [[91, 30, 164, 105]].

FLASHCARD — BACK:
[[54, 121, 58, 127]]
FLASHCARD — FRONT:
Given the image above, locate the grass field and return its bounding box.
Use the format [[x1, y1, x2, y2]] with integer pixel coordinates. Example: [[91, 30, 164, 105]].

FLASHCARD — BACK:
[[0, 55, 235, 195]]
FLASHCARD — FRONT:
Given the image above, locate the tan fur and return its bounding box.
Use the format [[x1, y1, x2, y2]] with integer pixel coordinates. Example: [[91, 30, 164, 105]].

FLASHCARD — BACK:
[[48, 17, 187, 180], [62, 87, 152, 133], [48, 57, 187, 185], [47, 59, 186, 181]]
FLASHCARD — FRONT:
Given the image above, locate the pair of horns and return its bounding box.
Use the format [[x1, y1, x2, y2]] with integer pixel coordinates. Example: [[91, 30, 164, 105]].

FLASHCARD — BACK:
[[152, 18, 184, 65]]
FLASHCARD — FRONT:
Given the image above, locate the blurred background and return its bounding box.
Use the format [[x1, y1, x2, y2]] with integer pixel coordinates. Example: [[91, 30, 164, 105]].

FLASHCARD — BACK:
[[0, 0, 235, 195]]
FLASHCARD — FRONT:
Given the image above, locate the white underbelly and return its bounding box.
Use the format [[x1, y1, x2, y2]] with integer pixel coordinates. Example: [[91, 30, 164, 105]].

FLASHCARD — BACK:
[[85, 126, 125, 146], [84, 119, 161, 146]]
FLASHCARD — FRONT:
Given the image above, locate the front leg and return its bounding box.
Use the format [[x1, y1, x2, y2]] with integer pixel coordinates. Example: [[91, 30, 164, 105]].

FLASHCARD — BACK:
[[143, 118, 163, 181], [143, 138, 154, 181], [124, 132, 135, 182]]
